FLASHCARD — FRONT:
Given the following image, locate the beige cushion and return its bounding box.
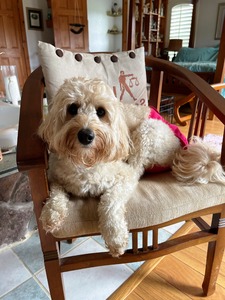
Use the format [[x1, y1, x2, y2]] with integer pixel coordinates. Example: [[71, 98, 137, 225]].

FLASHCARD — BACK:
[[38, 41, 148, 105], [52, 171, 225, 239]]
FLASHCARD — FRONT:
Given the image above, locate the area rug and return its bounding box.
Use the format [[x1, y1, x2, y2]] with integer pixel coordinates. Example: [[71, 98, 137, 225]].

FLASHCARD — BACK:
[[203, 133, 223, 151], [0, 172, 35, 248]]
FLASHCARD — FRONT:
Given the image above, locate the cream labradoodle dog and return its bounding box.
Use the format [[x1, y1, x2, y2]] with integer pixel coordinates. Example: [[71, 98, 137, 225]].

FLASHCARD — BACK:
[[38, 77, 225, 257]]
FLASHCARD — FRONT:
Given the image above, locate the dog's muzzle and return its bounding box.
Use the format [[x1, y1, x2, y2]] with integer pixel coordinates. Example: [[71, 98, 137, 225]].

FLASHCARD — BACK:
[[78, 128, 95, 145]]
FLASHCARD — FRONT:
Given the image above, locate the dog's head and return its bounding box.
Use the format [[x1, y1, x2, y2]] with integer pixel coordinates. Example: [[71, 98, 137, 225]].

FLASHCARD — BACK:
[[38, 77, 130, 167]]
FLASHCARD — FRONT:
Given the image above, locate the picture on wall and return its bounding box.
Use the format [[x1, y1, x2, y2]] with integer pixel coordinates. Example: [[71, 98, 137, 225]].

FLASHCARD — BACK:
[[215, 3, 225, 39], [27, 8, 44, 31]]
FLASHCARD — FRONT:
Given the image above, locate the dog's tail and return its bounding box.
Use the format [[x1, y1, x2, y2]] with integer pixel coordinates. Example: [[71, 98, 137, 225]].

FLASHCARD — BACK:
[[172, 136, 225, 184]]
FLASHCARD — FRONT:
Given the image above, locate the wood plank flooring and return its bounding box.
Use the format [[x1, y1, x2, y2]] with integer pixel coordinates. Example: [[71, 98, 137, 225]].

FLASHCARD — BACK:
[[179, 115, 224, 137], [110, 116, 225, 299], [127, 227, 225, 299]]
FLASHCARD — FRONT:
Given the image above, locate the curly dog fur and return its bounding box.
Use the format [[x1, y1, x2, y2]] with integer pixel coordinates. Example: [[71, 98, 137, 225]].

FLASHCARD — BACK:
[[38, 77, 225, 257]]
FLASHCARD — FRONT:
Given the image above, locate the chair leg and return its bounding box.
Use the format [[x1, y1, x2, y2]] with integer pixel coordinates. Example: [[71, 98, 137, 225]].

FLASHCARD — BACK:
[[202, 225, 225, 296], [44, 256, 65, 300], [173, 93, 195, 126]]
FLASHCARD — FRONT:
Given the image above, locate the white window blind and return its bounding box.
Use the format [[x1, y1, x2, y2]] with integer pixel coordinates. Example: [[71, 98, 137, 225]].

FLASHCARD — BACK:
[[169, 4, 193, 47]]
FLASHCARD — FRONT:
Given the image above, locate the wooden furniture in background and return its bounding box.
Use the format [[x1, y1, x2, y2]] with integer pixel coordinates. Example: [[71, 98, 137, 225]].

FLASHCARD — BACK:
[[174, 83, 225, 126], [135, 0, 167, 56], [171, 17, 225, 125], [50, 0, 89, 52]]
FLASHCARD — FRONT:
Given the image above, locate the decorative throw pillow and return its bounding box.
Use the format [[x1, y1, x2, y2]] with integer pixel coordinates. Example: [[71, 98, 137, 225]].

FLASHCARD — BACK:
[[38, 41, 148, 105]]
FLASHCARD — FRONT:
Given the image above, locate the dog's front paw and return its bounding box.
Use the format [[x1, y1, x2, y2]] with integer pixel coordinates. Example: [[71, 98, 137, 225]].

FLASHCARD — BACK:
[[40, 205, 68, 233], [104, 230, 129, 258], [40, 184, 70, 233], [40, 195, 69, 233], [108, 241, 128, 258]]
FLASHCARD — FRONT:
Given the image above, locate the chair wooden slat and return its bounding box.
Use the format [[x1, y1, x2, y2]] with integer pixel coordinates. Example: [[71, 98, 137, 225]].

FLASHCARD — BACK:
[[142, 230, 148, 252], [152, 229, 158, 250], [132, 232, 138, 254]]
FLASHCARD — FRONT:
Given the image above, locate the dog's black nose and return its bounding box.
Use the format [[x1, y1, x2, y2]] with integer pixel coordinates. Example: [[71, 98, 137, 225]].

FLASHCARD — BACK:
[[78, 128, 95, 145]]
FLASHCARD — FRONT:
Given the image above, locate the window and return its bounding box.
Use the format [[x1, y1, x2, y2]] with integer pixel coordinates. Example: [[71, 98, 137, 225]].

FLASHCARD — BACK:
[[170, 4, 193, 46], [169, 3, 193, 59]]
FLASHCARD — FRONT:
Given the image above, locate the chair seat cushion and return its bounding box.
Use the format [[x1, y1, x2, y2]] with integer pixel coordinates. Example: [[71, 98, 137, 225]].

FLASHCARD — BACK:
[[52, 171, 225, 239]]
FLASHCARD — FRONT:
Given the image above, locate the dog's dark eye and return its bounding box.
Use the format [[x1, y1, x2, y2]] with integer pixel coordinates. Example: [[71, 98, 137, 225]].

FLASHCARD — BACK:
[[67, 103, 78, 116], [96, 107, 106, 118]]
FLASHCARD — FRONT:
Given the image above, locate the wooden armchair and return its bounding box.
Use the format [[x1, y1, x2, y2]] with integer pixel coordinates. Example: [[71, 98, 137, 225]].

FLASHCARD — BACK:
[[17, 55, 225, 299]]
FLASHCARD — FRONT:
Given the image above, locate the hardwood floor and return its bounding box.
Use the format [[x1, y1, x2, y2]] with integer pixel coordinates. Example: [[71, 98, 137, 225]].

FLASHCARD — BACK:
[[178, 115, 224, 137], [127, 224, 225, 299], [109, 116, 225, 300]]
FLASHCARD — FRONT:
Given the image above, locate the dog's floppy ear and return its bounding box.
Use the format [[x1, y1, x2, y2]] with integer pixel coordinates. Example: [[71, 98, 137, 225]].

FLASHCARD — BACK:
[[38, 112, 55, 145], [110, 102, 131, 161], [38, 87, 65, 150]]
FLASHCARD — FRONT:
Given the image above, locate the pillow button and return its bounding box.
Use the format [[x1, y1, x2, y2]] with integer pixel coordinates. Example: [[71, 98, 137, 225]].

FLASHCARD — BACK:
[[94, 56, 101, 63], [56, 49, 63, 57], [129, 52, 136, 59], [111, 55, 118, 62], [75, 54, 82, 61]]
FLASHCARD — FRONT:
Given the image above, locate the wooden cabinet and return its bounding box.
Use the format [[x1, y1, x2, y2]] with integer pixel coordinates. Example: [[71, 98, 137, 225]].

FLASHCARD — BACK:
[[0, 0, 30, 90], [135, 0, 167, 57], [51, 0, 89, 52]]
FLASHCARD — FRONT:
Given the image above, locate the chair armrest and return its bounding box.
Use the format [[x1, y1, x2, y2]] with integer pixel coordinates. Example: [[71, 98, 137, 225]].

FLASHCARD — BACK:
[[17, 67, 48, 172], [211, 83, 225, 91], [145, 56, 225, 125]]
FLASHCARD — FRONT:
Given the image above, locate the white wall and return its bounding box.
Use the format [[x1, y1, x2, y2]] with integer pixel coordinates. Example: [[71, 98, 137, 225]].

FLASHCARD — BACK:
[[22, 0, 54, 71], [87, 0, 122, 52], [195, 0, 223, 47]]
